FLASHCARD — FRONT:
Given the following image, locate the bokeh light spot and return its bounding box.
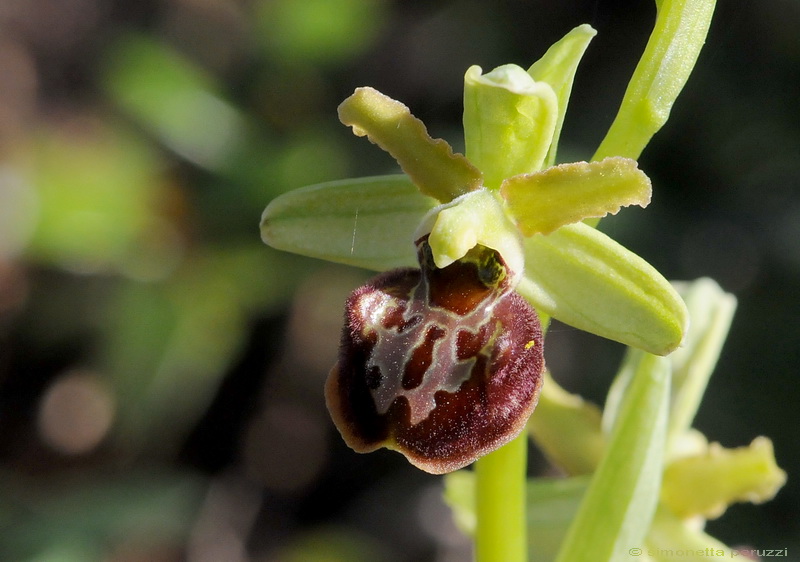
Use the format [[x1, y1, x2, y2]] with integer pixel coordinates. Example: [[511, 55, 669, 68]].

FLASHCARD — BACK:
[[37, 370, 116, 455]]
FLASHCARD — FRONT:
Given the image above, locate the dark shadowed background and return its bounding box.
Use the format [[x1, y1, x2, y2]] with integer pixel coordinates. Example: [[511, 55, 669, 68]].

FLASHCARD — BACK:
[[0, 1, 797, 560]]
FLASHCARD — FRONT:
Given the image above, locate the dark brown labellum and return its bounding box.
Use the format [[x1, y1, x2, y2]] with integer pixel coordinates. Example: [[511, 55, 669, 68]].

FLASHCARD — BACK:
[[325, 238, 544, 474]]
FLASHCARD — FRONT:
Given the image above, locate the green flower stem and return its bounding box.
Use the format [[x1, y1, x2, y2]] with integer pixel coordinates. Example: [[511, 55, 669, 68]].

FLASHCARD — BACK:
[[474, 310, 554, 562], [592, 0, 716, 163], [444, 471, 592, 562], [475, 431, 527, 562]]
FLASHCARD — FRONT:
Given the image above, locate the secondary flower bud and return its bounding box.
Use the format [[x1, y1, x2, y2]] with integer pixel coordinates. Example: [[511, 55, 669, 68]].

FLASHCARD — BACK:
[[325, 237, 544, 474]]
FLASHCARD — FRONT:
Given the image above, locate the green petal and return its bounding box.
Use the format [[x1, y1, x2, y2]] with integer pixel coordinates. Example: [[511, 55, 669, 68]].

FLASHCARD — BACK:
[[667, 278, 737, 451], [463, 65, 558, 188], [516, 222, 688, 355], [501, 157, 652, 235], [338, 87, 482, 202], [416, 189, 524, 281], [528, 24, 597, 168], [555, 352, 671, 562], [260, 174, 438, 270], [661, 437, 787, 519], [593, 0, 717, 161]]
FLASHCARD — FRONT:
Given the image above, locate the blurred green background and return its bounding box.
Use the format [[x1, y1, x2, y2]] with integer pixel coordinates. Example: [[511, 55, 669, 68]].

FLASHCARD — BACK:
[[0, 1, 797, 560]]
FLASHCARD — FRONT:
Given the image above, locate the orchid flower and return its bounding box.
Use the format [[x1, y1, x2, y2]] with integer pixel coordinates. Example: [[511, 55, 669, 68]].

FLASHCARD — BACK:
[[262, 24, 687, 473], [260, 1, 785, 560]]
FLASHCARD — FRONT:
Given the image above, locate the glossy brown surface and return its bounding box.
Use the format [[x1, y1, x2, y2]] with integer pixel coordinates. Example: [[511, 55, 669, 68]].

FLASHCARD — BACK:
[[326, 243, 544, 473]]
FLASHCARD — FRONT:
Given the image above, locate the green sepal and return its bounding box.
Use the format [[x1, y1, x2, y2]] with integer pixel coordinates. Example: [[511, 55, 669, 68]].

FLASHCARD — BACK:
[[463, 65, 558, 188], [555, 352, 671, 562], [501, 157, 651, 235], [528, 24, 597, 168], [338, 87, 483, 202], [415, 189, 524, 282], [260, 175, 438, 270], [516, 222, 688, 355]]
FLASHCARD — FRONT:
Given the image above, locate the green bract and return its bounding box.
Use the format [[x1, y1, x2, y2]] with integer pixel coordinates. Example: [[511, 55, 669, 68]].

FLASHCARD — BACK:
[[592, 0, 718, 162], [555, 352, 671, 562]]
